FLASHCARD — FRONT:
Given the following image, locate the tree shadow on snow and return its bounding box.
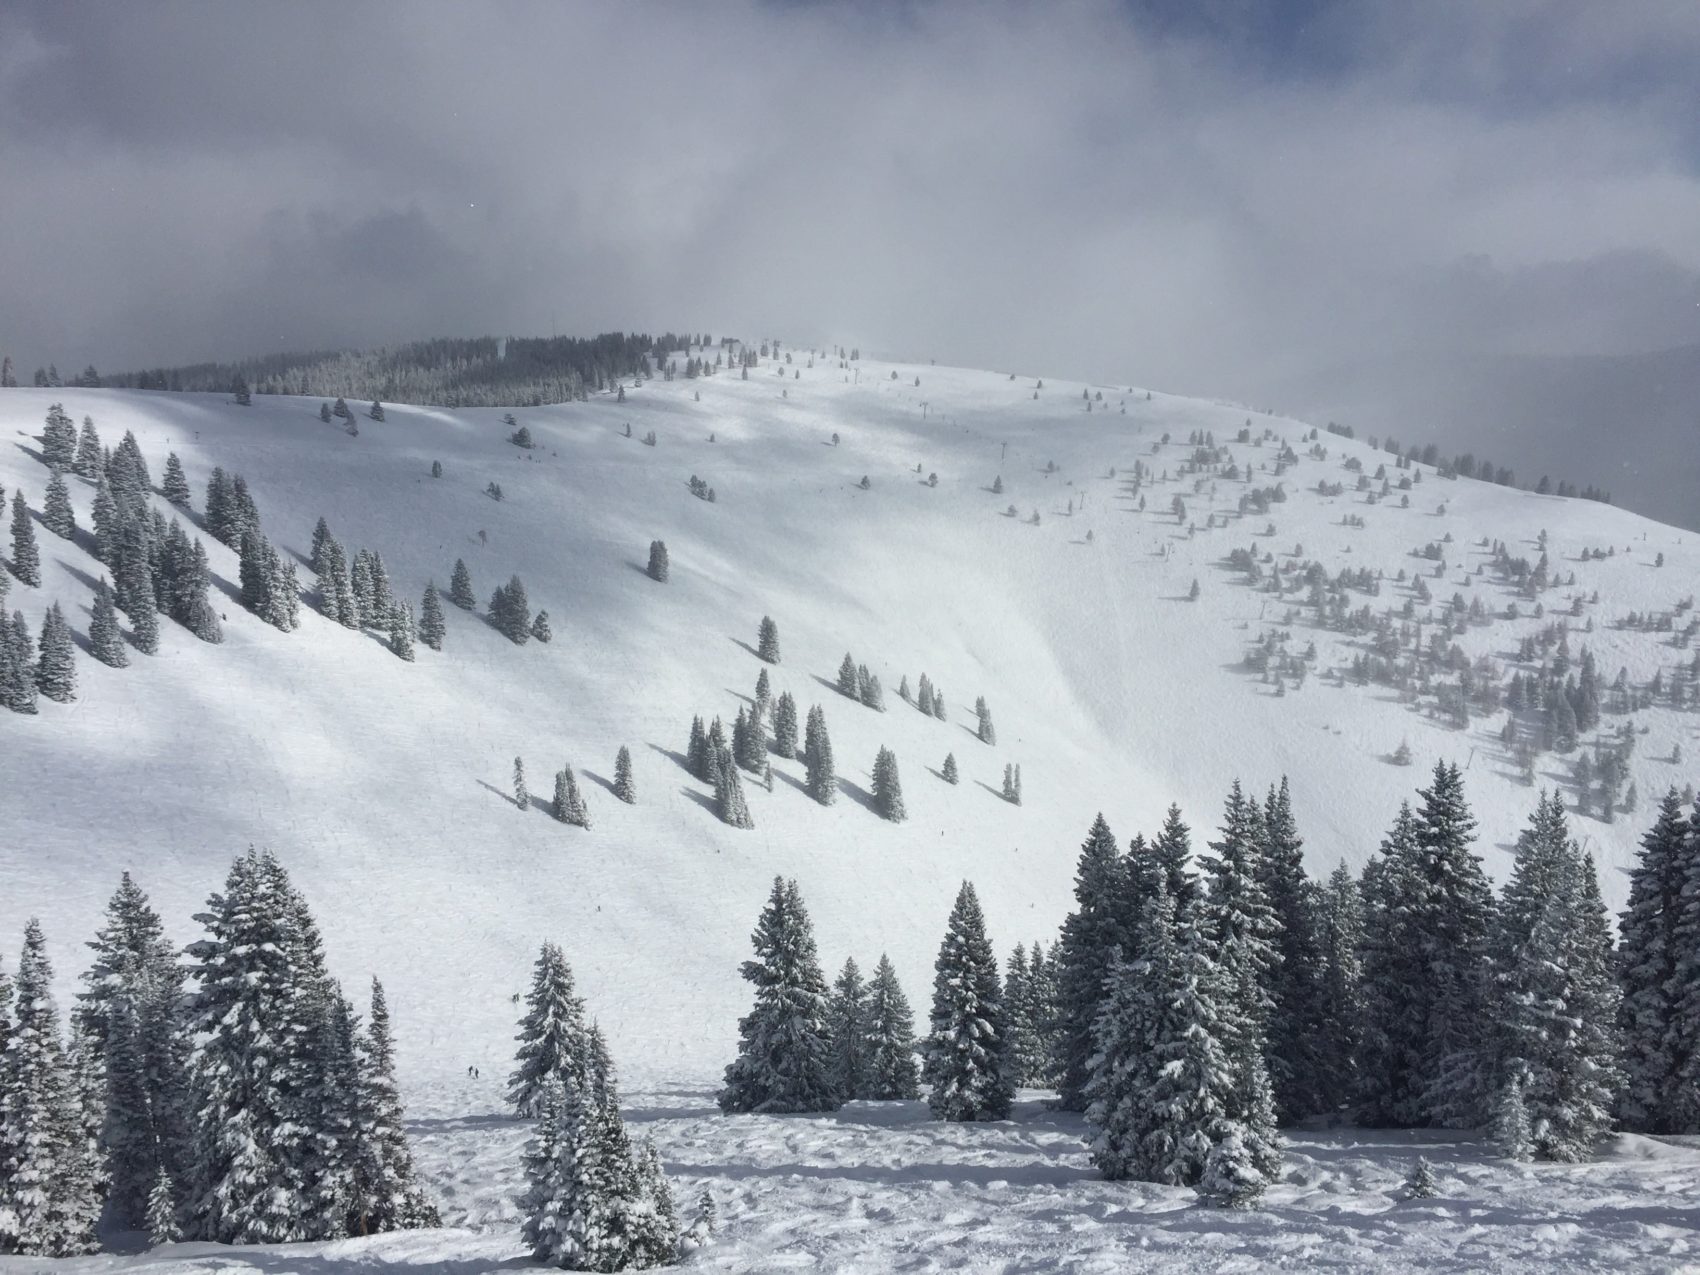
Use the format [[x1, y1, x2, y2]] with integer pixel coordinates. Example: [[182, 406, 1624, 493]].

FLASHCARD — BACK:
[[727, 635, 764, 660], [580, 769, 621, 799], [772, 767, 811, 798], [476, 779, 524, 810], [645, 742, 693, 776], [836, 777, 880, 815], [975, 780, 1013, 804], [680, 786, 718, 817]]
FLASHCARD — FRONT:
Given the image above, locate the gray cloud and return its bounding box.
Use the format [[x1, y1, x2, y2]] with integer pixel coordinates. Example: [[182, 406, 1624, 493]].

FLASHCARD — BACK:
[[2, 0, 1697, 444]]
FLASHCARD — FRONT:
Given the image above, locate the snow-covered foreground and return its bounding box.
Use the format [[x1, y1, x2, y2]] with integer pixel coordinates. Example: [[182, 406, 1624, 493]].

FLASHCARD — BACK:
[[22, 1086, 1700, 1273]]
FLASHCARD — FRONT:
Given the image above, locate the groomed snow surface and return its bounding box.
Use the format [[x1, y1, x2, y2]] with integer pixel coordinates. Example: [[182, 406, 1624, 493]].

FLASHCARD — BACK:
[[2, 354, 1698, 1269]]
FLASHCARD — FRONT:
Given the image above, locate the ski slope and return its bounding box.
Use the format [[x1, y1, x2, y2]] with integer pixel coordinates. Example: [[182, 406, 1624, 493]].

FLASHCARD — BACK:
[[2, 355, 1696, 1107]]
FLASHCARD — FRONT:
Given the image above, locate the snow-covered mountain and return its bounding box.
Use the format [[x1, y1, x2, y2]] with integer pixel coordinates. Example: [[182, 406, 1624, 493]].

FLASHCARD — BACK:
[[2, 349, 1696, 1117]]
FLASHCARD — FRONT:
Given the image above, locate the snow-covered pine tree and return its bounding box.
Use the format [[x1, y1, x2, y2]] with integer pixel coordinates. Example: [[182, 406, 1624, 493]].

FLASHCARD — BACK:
[[836, 652, 858, 698], [719, 878, 839, 1113], [514, 757, 529, 809], [1055, 814, 1128, 1111], [517, 1080, 573, 1265], [1354, 805, 1427, 1126], [146, 1165, 181, 1244], [530, 609, 552, 643], [0, 919, 100, 1256], [448, 558, 475, 610], [75, 872, 191, 1227], [757, 615, 780, 664], [1200, 781, 1280, 1059], [686, 715, 709, 782], [714, 753, 754, 829], [508, 942, 591, 1118], [10, 489, 40, 586], [1411, 762, 1496, 1128], [358, 979, 439, 1230], [827, 958, 870, 1103], [1132, 889, 1240, 1186], [182, 850, 333, 1243], [75, 418, 103, 480], [418, 582, 445, 651], [942, 752, 959, 784], [1493, 793, 1621, 1159], [1316, 861, 1363, 1106], [89, 577, 128, 667], [614, 745, 636, 804], [1258, 777, 1328, 1121], [772, 691, 798, 759], [162, 453, 191, 506], [752, 667, 771, 726], [388, 601, 416, 661], [1404, 1155, 1439, 1199], [309, 517, 334, 576], [647, 539, 669, 583], [804, 705, 836, 806], [40, 402, 77, 469], [1491, 1072, 1533, 1160], [2, 609, 39, 714], [42, 468, 74, 539], [975, 695, 995, 745], [489, 575, 532, 644], [1618, 790, 1696, 1133], [872, 746, 906, 821], [34, 602, 77, 702], [552, 765, 590, 829], [863, 955, 920, 1100], [1003, 945, 1046, 1086], [1198, 1126, 1266, 1208], [923, 882, 1014, 1121], [1001, 763, 1018, 803]]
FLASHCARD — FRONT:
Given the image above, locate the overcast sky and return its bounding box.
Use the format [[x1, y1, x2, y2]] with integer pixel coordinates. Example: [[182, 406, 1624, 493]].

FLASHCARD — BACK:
[[3, 0, 1697, 404]]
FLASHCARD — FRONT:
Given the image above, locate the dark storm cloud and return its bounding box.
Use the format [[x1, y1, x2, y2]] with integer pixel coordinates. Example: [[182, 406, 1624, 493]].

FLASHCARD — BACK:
[[2, 0, 1697, 408]]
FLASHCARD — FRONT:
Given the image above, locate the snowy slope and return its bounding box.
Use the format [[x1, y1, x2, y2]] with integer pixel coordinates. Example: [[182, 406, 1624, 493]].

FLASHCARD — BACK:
[[1, 354, 1697, 1120]]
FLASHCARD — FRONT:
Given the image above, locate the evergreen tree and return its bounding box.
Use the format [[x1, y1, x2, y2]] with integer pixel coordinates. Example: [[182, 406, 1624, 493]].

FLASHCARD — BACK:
[[1412, 762, 1496, 1128], [146, 1165, 181, 1244], [1315, 862, 1363, 1107], [514, 757, 529, 809], [1493, 794, 1621, 1159], [0, 919, 100, 1256], [752, 667, 771, 726], [757, 615, 780, 663], [74, 872, 191, 1225], [686, 715, 709, 782], [1259, 778, 1328, 1120], [942, 752, 959, 785], [614, 746, 636, 804], [1404, 1155, 1439, 1198], [772, 692, 798, 759], [42, 468, 75, 539], [508, 942, 590, 1118], [804, 705, 836, 806], [872, 746, 906, 821], [41, 402, 77, 469], [489, 575, 532, 644], [1003, 945, 1046, 1087], [162, 453, 191, 506], [975, 696, 995, 745], [418, 582, 445, 651], [530, 609, 552, 643], [1055, 814, 1127, 1110], [714, 753, 754, 829], [89, 577, 128, 667], [128, 574, 159, 656], [1491, 1073, 1533, 1160], [449, 558, 475, 610], [923, 882, 1014, 1121], [10, 489, 40, 586], [3, 610, 39, 713], [836, 652, 858, 697], [1618, 790, 1697, 1133], [309, 517, 334, 576], [34, 602, 77, 702], [553, 766, 590, 829], [646, 540, 669, 583], [864, 955, 920, 1100], [826, 958, 870, 1103], [388, 601, 416, 661], [719, 878, 839, 1114]]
